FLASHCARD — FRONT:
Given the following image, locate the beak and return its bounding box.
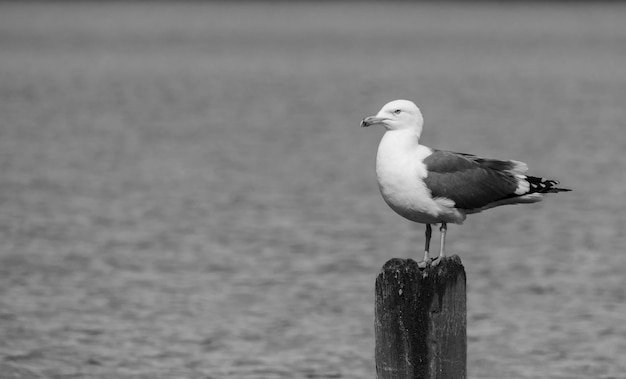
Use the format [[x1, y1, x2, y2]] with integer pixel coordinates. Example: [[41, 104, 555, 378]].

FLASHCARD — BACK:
[[360, 116, 387, 128]]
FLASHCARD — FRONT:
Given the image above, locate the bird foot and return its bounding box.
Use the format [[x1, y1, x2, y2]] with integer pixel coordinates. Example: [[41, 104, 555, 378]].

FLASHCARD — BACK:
[[430, 256, 443, 267], [418, 257, 443, 268]]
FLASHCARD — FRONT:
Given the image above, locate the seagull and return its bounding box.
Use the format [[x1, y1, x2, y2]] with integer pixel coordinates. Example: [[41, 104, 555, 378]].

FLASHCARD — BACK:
[[361, 99, 570, 266]]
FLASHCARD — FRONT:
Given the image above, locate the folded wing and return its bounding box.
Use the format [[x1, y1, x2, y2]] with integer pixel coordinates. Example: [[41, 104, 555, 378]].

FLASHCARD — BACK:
[[422, 150, 570, 212]]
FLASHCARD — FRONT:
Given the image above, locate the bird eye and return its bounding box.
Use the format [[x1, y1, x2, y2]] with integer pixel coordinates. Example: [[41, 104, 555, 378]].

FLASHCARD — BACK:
[[393, 109, 401, 115]]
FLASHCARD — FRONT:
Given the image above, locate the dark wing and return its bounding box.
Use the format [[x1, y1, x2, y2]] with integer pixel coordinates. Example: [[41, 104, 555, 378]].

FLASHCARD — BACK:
[[422, 150, 519, 210]]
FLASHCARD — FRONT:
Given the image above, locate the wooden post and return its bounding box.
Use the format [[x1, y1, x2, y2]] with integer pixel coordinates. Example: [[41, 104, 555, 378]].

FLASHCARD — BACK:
[[375, 256, 466, 379]]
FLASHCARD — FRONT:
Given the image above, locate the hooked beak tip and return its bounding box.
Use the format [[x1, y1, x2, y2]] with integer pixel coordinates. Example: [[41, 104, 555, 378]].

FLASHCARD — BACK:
[[361, 116, 384, 128]]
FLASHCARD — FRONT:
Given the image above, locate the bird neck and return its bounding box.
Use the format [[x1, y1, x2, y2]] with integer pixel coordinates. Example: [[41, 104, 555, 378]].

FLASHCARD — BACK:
[[376, 129, 422, 171], [382, 129, 422, 149]]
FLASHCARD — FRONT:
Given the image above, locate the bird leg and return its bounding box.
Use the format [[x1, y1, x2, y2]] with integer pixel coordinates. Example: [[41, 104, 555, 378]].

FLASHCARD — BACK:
[[418, 224, 432, 268], [439, 222, 447, 258], [431, 222, 447, 267]]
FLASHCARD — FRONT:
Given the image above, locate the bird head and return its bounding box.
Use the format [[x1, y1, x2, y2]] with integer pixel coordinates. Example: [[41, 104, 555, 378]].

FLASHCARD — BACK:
[[360, 100, 424, 134]]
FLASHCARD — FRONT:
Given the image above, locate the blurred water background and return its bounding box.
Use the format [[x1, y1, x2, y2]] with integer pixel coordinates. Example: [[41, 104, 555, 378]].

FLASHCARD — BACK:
[[1, 2, 625, 378]]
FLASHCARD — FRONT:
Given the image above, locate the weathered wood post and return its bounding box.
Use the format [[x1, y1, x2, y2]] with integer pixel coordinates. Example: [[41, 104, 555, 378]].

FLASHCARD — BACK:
[[375, 256, 466, 379]]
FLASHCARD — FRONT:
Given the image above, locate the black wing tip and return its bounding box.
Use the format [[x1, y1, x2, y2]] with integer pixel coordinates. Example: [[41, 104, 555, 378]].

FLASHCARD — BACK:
[[527, 176, 571, 194], [549, 187, 572, 193]]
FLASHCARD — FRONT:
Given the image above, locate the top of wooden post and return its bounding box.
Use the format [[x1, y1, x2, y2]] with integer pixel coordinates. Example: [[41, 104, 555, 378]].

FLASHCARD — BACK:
[[380, 255, 465, 283]]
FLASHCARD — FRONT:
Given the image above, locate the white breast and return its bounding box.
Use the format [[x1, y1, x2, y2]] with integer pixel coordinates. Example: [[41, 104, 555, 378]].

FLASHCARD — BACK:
[[375, 130, 442, 224]]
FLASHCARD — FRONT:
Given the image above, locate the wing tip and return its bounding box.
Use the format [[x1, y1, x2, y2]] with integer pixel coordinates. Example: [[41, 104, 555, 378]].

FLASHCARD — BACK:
[[527, 176, 572, 194]]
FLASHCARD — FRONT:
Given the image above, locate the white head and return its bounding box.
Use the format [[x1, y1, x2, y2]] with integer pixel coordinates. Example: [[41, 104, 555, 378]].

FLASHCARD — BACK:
[[361, 99, 424, 135]]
